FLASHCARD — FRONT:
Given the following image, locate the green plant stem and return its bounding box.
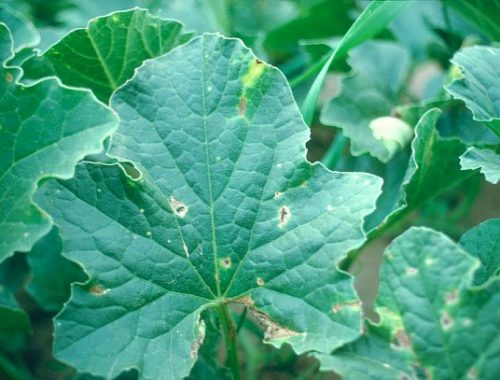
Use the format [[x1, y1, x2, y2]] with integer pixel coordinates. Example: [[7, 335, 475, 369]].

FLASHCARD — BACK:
[[217, 303, 240, 380], [321, 132, 347, 169], [235, 306, 248, 334]]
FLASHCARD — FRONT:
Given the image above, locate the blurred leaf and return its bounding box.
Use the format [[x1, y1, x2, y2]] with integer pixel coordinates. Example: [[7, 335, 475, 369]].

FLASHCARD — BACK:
[[27, 227, 86, 313], [321, 41, 411, 162], [0, 23, 118, 262], [22, 9, 193, 102], [376, 227, 500, 380], [146, 0, 224, 33], [460, 147, 500, 184], [0, 254, 30, 351], [0, 5, 39, 51], [446, 0, 500, 41], [263, 0, 354, 59], [446, 45, 500, 137], [35, 34, 382, 379], [460, 218, 500, 287]]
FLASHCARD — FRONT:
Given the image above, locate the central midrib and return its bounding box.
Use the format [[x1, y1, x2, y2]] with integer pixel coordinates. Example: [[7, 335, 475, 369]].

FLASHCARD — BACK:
[[200, 41, 222, 298]]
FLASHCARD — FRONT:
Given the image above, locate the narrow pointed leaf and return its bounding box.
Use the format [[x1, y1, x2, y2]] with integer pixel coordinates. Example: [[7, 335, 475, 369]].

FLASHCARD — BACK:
[[0, 23, 118, 261], [460, 147, 500, 184], [376, 227, 500, 380], [22, 9, 193, 102], [445, 46, 500, 137], [36, 34, 382, 380], [460, 218, 500, 286]]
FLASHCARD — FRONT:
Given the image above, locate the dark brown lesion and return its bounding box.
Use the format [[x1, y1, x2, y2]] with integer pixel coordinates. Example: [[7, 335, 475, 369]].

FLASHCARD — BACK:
[[278, 206, 290, 228]]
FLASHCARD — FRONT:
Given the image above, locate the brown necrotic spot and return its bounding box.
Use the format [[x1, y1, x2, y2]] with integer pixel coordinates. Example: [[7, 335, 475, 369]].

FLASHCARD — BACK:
[[256, 277, 265, 286], [392, 329, 412, 349], [441, 311, 454, 330], [5, 72, 13, 82], [221, 257, 232, 269], [169, 196, 188, 218], [89, 284, 109, 296], [278, 206, 290, 228], [331, 301, 361, 314], [239, 96, 247, 115]]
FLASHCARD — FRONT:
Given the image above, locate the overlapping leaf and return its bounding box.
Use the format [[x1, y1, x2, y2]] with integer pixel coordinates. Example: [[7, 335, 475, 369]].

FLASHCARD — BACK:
[[22, 9, 193, 102], [27, 227, 86, 312], [368, 109, 471, 236], [0, 23, 118, 262], [460, 147, 500, 184], [0, 5, 39, 51], [0, 253, 30, 350], [375, 227, 500, 379], [445, 46, 500, 137], [460, 219, 500, 286], [314, 323, 414, 380], [36, 34, 382, 379], [320, 41, 412, 163]]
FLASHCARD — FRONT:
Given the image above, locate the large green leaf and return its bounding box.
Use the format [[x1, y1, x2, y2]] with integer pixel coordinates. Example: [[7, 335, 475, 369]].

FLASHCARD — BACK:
[[375, 227, 500, 379], [22, 9, 193, 102], [320, 41, 412, 162], [445, 46, 500, 137], [460, 219, 500, 287], [0, 6, 39, 51], [0, 23, 118, 262], [36, 34, 382, 379], [26, 227, 86, 312], [460, 147, 500, 184]]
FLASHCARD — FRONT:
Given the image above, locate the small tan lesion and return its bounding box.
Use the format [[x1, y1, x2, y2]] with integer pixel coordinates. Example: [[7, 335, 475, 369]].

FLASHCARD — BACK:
[[89, 284, 110, 296], [391, 329, 412, 350], [5, 72, 13, 82], [250, 309, 301, 341], [220, 257, 232, 269], [190, 320, 206, 360], [444, 289, 459, 305], [239, 96, 247, 115], [441, 311, 454, 330], [169, 196, 188, 218], [331, 300, 361, 314]]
